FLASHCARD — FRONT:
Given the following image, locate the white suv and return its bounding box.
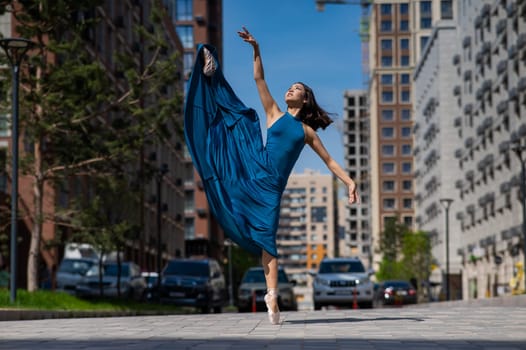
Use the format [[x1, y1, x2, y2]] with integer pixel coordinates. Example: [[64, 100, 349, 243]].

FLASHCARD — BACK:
[[312, 257, 374, 310]]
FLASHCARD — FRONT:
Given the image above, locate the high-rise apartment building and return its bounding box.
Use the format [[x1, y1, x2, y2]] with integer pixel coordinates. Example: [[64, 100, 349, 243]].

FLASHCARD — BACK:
[[410, 0, 525, 300], [342, 90, 372, 268], [368, 0, 454, 272], [447, 0, 525, 299], [164, 0, 224, 260], [278, 170, 337, 284], [413, 18, 461, 299]]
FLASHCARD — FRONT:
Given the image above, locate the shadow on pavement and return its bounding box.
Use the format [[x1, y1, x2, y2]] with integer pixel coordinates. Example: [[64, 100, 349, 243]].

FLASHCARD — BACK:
[[285, 316, 426, 324]]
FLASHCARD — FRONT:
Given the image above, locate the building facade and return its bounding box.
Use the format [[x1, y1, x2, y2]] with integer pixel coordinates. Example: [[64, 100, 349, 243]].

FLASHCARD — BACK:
[[165, 0, 225, 261], [448, 0, 526, 299], [278, 170, 337, 284], [341, 90, 373, 268], [368, 0, 455, 272], [413, 19, 462, 300]]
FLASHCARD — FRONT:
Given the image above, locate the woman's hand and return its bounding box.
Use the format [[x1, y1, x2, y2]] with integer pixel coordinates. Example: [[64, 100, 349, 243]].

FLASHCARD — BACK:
[[348, 181, 360, 204], [237, 26, 258, 47]]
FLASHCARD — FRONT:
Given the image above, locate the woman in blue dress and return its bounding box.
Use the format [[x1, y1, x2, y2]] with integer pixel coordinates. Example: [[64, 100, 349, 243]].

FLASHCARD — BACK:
[[184, 27, 359, 324]]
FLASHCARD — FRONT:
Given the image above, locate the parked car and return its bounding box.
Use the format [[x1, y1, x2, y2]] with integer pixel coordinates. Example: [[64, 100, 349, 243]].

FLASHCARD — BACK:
[[373, 280, 417, 307], [75, 261, 146, 301], [56, 258, 99, 294], [159, 258, 227, 313], [312, 257, 374, 310], [142, 271, 159, 302], [237, 266, 297, 312]]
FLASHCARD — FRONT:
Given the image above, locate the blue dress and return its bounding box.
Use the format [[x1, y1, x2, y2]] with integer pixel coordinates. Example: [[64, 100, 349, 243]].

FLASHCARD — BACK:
[[184, 44, 305, 257]]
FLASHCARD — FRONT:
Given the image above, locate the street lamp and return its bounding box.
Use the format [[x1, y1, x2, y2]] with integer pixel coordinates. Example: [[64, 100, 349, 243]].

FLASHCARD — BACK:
[[156, 163, 168, 293], [439, 198, 454, 301], [0, 38, 34, 303]]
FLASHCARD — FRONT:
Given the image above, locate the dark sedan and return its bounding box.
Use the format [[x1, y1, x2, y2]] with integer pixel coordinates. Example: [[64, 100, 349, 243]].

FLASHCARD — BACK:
[[373, 280, 417, 307]]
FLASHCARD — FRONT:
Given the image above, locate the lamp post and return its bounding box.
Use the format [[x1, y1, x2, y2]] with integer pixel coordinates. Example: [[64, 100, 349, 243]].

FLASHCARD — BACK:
[[439, 198, 454, 301], [0, 38, 33, 303], [511, 142, 526, 293], [156, 163, 168, 292]]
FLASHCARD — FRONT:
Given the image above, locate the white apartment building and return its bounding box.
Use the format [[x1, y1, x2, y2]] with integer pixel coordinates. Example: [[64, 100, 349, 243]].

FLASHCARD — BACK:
[[414, 0, 526, 300]]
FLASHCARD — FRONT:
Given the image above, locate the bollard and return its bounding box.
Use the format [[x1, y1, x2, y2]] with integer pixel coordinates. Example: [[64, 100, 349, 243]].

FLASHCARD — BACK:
[[352, 286, 358, 309], [252, 290, 257, 312]]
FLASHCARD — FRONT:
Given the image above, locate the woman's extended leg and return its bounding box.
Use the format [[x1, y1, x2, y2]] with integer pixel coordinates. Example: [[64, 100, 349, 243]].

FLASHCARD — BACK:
[[262, 249, 280, 324]]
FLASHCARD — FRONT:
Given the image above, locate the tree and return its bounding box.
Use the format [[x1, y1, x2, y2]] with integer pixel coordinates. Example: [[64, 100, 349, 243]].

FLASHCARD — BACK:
[[0, 0, 183, 291], [401, 230, 431, 300], [375, 216, 408, 280]]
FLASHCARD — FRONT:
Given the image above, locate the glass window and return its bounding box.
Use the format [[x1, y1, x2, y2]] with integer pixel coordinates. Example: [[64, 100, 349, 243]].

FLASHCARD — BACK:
[[421, 17, 432, 29], [401, 144, 412, 155], [403, 198, 413, 209], [383, 181, 395, 191], [401, 126, 412, 137], [382, 110, 394, 121], [381, 56, 393, 67], [403, 216, 413, 226], [400, 73, 410, 84], [382, 91, 394, 103], [382, 162, 395, 174], [382, 127, 394, 138], [176, 25, 194, 49], [441, 0, 453, 19], [176, 0, 193, 21], [381, 39, 392, 50], [380, 4, 392, 14], [382, 144, 395, 156], [400, 20, 409, 32], [383, 198, 396, 209], [401, 162, 412, 173], [420, 1, 432, 15], [381, 20, 392, 32], [402, 180, 412, 191], [401, 109, 411, 120], [401, 55, 410, 66], [311, 206, 327, 223], [381, 74, 393, 85], [400, 38, 409, 50], [401, 90, 411, 102], [400, 3, 409, 15], [183, 52, 194, 77]]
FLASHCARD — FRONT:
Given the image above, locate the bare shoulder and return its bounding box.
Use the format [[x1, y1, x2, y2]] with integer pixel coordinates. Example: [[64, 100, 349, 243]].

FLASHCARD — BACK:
[[303, 124, 316, 144]]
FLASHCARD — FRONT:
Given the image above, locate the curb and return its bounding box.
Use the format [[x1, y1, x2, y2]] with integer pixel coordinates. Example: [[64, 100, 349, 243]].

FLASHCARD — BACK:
[[0, 309, 180, 322]]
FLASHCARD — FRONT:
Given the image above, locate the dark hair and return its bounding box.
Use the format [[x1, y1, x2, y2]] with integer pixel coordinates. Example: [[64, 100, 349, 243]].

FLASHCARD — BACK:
[[296, 82, 333, 131]]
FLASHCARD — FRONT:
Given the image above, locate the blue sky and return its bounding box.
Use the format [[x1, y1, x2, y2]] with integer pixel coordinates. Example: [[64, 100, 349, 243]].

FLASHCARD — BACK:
[[221, 0, 365, 175]]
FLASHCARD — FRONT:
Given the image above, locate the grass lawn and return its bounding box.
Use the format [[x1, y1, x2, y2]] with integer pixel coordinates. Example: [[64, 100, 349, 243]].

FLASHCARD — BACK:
[[0, 289, 187, 313]]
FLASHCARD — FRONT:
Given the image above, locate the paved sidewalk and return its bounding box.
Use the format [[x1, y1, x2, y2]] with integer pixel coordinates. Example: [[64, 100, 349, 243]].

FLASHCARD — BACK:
[[1, 304, 525, 350]]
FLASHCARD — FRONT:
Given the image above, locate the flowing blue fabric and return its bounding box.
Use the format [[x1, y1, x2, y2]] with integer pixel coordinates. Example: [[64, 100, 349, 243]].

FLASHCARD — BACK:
[[184, 44, 305, 257]]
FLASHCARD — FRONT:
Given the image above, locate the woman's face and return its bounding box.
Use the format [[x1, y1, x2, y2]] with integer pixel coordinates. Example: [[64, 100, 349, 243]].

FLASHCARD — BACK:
[[285, 83, 307, 107]]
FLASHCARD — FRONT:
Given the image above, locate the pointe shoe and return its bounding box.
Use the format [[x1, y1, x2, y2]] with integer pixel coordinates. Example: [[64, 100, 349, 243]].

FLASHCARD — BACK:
[[264, 289, 280, 325], [202, 47, 216, 77]]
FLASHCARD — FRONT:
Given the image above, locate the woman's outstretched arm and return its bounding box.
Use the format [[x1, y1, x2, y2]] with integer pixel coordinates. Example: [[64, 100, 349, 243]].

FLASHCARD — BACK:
[[305, 126, 359, 204], [237, 27, 281, 125]]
